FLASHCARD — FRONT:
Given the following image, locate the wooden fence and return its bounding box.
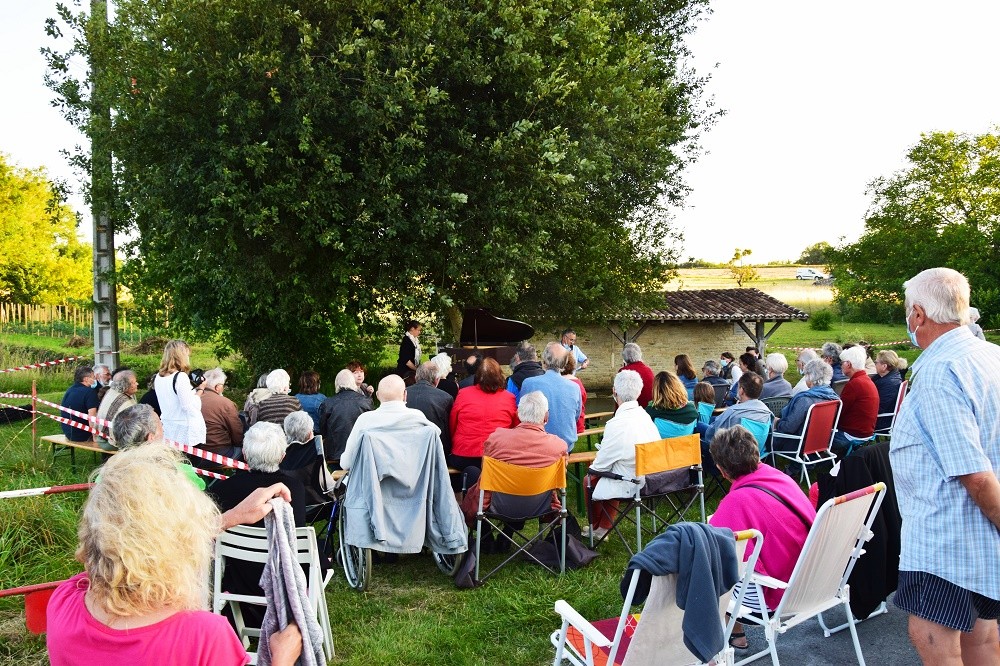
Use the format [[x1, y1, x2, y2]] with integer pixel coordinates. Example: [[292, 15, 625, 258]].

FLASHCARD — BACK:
[[0, 303, 158, 339]]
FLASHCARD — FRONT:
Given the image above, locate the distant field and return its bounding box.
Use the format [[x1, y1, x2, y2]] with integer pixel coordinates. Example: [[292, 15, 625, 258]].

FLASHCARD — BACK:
[[669, 267, 833, 313]]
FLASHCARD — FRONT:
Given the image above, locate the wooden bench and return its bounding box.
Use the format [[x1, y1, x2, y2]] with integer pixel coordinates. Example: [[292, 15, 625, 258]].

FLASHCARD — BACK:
[[567, 450, 599, 513], [42, 434, 114, 468]]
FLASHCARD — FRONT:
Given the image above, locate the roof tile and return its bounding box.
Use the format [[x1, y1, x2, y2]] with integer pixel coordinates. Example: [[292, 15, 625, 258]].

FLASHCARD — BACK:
[[640, 289, 809, 322]]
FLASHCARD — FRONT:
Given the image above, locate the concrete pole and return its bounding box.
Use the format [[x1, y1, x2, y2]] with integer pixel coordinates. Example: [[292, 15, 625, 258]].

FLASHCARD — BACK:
[[90, 0, 119, 369]]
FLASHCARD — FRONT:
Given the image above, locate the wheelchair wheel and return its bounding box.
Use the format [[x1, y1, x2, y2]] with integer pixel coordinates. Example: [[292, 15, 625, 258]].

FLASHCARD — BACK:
[[432, 550, 465, 576], [337, 501, 371, 591]]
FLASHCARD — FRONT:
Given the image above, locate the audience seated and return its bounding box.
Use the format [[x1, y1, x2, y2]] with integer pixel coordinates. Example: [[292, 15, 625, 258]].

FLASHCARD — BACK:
[[209, 422, 307, 630], [346, 361, 374, 398], [693, 381, 717, 426], [46, 444, 302, 666], [719, 351, 737, 382], [644, 371, 698, 437], [583, 370, 660, 541], [703, 372, 771, 472], [772, 359, 839, 475], [790, 348, 819, 395], [406, 362, 455, 455], [199, 367, 244, 461], [449, 358, 519, 474], [256, 369, 303, 426], [872, 350, 908, 431], [242, 372, 271, 426], [844, 341, 877, 373], [293, 370, 326, 434], [95, 369, 138, 450], [759, 353, 793, 399], [280, 410, 320, 472], [620, 343, 654, 407], [707, 425, 816, 648], [821, 342, 847, 383], [459, 391, 568, 540], [458, 351, 484, 389], [60, 365, 99, 443], [674, 354, 698, 399], [506, 343, 545, 401], [724, 353, 758, 406], [318, 369, 373, 468], [831, 345, 879, 457], [700, 360, 729, 391], [520, 343, 582, 452]]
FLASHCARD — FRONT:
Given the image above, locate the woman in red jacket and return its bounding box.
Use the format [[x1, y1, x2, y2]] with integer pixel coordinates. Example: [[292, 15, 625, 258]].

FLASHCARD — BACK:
[[448, 358, 518, 475]]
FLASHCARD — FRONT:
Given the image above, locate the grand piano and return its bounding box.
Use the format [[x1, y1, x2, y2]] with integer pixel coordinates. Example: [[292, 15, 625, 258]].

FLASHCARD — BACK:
[[439, 308, 535, 366]]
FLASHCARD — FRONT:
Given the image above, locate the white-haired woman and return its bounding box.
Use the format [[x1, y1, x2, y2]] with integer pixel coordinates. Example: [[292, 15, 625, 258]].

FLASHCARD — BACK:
[[431, 352, 459, 398], [47, 444, 302, 665], [208, 422, 307, 631], [256, 369, 302, 425], [153, 339, 206, 445], [318, 369, 373, 468], [281, 410, 319, 471], [759, 352, 793, 399]]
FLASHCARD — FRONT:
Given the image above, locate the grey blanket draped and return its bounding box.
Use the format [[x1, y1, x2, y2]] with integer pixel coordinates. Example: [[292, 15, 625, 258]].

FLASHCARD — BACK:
[[258, 499, 325, 666]]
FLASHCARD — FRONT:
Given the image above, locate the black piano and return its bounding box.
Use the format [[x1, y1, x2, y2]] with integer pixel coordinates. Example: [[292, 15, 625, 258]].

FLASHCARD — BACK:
[[439, 308, 535, 366]]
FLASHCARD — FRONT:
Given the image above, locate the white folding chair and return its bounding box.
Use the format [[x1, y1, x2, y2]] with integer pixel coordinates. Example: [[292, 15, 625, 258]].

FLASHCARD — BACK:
[[873, 380, 907, 439], [212, 525, 334, 663], [731, 483, 887, 666], [768, 400, 841, 485], [551, 528, 764, 666]]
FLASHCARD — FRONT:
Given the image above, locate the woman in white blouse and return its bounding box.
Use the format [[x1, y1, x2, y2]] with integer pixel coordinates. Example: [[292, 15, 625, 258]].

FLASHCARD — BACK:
[[153, 339, 206, 445]]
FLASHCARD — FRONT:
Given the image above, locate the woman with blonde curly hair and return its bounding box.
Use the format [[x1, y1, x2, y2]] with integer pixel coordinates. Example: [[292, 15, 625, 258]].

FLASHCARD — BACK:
[[46, 444, 302, 665]]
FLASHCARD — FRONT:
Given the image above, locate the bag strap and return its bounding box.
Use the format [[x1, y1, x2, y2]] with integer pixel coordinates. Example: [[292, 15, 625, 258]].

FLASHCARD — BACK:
[[172, 371, 180, 395], [741, 483, 813, 531]]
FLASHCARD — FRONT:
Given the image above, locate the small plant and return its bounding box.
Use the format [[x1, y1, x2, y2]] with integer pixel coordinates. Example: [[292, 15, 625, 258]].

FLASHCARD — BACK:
[[810, 309, 834, 331]]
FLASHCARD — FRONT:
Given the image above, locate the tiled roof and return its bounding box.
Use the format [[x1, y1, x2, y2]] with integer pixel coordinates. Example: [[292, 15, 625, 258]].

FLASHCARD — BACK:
[[639, 289, 809, 322]]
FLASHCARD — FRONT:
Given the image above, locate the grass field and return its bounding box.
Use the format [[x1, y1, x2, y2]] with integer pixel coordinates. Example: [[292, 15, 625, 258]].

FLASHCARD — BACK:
[[670, 267, 835, 313]]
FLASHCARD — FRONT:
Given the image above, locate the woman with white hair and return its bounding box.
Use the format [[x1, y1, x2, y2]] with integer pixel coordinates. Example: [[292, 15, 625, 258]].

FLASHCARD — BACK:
[[208, 422, 307, 631], [256, 369, 303, 426], [968, 307, 987, 340], [431, 352, 460, 398], [46, 444, 302, 665], [318, 368, 373, 467], [281, 410, 319, 471], [583, 370, 661, 540], [759, 352, 793, 399]]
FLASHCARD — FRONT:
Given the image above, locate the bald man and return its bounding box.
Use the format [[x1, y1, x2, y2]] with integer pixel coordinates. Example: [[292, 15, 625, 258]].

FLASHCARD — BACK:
[[339, 375, 437, 470]]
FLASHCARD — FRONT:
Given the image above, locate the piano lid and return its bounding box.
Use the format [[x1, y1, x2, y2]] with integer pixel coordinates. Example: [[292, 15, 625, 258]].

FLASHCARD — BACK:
[[459, 308, 534, 347]]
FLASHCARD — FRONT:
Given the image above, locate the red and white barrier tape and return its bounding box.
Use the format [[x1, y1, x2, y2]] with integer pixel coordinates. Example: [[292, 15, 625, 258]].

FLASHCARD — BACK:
[[0, 483, 93, 500], [0, 356, 86, 375]]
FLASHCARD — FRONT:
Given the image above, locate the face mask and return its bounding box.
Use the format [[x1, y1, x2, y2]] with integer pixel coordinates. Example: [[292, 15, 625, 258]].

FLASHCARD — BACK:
[[906, 311, 920, 348], [720, 359, 729, 367]]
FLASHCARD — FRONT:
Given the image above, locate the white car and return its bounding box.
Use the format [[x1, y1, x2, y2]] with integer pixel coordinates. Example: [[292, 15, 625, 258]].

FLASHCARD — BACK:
[[796, 268, 827, 280]]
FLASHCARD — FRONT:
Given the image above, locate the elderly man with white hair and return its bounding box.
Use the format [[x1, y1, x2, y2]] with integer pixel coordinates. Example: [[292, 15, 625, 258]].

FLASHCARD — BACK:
[[759, 352, 793, 400], [619, 342, 654, 407], [583, 370, 661, 540], [829, 344, 879, 458], [256, 369, 303, 425], [790, 348, 819, 395], [199, 367, 244, 460], [340, 375, 437, 471], [889, 268, 1000, 664], [520, 342, 583, 451], [318, 369, 373, 467]]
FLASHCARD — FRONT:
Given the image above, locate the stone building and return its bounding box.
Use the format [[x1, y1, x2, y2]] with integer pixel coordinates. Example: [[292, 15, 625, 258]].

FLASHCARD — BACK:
[[531, 289, 809, 390]]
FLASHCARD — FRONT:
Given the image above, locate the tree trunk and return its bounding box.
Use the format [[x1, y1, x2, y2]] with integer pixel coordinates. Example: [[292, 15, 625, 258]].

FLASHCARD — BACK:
[[445, 305, 463, 343]]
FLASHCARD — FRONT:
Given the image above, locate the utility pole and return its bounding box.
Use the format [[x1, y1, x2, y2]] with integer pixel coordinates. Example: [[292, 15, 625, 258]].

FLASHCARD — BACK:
[[90, 0, 119, 369]]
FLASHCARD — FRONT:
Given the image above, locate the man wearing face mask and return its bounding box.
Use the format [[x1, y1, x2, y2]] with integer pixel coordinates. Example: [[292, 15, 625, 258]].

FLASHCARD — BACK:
[[890, 267, 1000, 665]]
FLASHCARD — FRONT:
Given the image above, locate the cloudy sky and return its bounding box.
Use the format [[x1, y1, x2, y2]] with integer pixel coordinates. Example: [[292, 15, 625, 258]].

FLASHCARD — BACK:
[[2, 1, 998, 263]]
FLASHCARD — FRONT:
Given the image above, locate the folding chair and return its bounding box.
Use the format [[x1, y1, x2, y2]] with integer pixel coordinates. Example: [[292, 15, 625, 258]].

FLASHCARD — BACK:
[[475, 456, 568, 582], [768, 400, 841, 485], [696, 402, 714, 425], [831, 380, 848, 396], [551, 528, 764, 666], [652, 418, 696, 439], [731, 483, 887, 666], [739, 417, 772, 459], [212, 525, 334, 663], [713, 383, 730, 407], [587, 435, 705, 555], [873, 380, 907, 440], [760, 397, 789, 420]]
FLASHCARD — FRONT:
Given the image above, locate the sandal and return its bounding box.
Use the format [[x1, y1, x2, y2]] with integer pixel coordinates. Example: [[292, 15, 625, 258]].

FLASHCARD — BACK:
[[728, 631, 748, 650]]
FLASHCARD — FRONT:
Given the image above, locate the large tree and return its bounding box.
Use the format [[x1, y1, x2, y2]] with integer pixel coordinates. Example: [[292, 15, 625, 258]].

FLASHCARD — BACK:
[[829, 129, 1000, 324], [45, 0, 710, 373], [0, 155, 91, 304]]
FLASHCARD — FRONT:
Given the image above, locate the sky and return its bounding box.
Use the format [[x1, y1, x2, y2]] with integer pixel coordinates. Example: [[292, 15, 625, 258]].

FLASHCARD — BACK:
[[2, 1, 999, 263]]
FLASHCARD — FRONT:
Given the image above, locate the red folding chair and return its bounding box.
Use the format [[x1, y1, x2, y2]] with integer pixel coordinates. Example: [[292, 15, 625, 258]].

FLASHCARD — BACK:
[[874, 380, 907, 439], [769, 400, 842, 484]]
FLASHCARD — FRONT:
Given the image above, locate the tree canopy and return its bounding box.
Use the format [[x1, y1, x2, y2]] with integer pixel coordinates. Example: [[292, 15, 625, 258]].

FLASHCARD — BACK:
[[45, 0, 711, 374], [797, 241, 831, 266], [829, 129, 1000, 324], [0, 155, 91, 304]]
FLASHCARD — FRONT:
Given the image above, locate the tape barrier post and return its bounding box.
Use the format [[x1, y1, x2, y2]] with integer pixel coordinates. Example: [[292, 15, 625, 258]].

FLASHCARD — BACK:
[[31, 380, 37, 462], [0, 355, 86, 375]]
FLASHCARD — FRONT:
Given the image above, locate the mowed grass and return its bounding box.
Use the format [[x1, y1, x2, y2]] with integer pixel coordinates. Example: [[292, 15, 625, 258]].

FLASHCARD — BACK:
[[669, 267, 835, 313]]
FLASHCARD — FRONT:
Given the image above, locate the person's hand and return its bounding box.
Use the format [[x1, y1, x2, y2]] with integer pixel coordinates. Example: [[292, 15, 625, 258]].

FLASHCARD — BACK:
[[220, 483, 292, 530], [268, 621, 303, 666]]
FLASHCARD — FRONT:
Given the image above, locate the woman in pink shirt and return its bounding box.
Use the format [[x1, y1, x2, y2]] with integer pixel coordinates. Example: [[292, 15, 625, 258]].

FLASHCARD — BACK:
[[47, 444, 303, 666], [708, 425, 816, 649]]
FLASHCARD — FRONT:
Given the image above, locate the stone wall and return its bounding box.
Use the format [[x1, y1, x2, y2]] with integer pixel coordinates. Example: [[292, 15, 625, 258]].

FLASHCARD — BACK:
[[529, 321, 752, 391]]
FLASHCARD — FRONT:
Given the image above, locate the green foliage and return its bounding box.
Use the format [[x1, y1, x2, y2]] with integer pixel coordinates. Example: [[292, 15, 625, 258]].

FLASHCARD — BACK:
[[797, 241, 831, 266], [829, 129, 1000, 322], [808, 308, 833, 331], [0, 156, 92, 305], [727, 248, 759, 287], [43, 0, 710, 375]]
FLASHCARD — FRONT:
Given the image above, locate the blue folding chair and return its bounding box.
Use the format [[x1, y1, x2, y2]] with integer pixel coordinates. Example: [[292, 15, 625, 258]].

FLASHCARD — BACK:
[[696, 402, 714, 425], [740, 417, 773, 458], [653, 418, 696, 439]]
